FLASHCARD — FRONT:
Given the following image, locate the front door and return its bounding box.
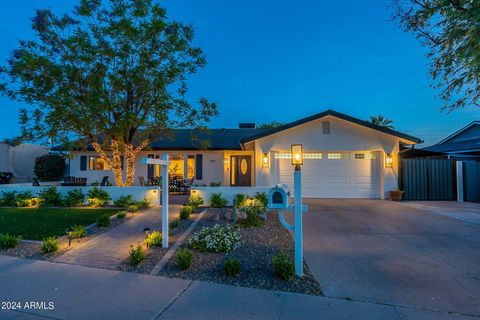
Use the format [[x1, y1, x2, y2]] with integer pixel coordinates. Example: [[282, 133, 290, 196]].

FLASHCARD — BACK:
[[230, 155, 251, 186]]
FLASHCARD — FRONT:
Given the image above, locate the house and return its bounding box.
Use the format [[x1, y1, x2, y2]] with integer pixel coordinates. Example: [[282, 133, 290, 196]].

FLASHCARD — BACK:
[[66, 110, 422, 199]]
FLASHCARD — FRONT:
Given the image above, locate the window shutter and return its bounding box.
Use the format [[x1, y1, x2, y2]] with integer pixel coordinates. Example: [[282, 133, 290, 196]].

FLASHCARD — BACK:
[[80, 156, 87, 171], [147, 154, 154, 180], [195, 154, 203, 180]]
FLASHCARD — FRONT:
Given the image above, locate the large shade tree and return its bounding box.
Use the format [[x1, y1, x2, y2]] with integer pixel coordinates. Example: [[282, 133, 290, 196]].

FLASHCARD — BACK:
[[393, 0, 480, 111], [0, 0, 218, 186]]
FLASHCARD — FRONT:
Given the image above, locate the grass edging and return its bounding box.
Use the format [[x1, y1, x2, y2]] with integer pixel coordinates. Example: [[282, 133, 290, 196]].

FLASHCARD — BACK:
[[149, 208, 207, 275]]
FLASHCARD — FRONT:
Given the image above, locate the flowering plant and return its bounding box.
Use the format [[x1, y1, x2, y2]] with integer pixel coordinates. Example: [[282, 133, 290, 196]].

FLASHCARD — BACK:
[[189, 224, 240, 253]]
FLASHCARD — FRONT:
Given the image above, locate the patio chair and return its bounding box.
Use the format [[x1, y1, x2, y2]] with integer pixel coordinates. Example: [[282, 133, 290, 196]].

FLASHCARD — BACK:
[[76, 177, 87, 186], [100, 176, 109, 186], [62, 176, 75, 186], [138, 176, 146, 186], [32, 178, 40, 187]]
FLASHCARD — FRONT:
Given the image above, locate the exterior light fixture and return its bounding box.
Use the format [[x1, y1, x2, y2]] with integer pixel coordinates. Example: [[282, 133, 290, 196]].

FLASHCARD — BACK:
[[385, 153, 393, 168], [224, 157, 228, 165], [291, 144, 303, 166], [262, 153, 269, 168]]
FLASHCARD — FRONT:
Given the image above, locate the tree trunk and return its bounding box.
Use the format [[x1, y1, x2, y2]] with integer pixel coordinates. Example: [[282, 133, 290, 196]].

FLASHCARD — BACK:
[[91, 140, 124, 186], [124, 139, 150, 186]]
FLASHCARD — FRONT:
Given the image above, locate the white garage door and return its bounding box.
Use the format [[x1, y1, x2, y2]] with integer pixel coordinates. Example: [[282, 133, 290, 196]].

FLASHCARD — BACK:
[[272, 152, 380, 198]]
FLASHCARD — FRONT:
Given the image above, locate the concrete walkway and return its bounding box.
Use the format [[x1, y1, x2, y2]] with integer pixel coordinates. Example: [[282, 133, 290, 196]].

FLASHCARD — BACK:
[[0, 255, 471, 320], [54, 205, 181, 269]]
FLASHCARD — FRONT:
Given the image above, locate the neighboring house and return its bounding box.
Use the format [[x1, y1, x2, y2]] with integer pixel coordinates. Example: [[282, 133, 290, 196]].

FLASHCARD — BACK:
[[420, 121, 480, 160], [0, 143, 49, 183], [65, 110, 421, 199]]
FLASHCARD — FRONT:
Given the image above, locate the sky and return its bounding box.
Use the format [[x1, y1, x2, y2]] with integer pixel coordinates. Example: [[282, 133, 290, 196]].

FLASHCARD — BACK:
[[0, 0, 478, 146]]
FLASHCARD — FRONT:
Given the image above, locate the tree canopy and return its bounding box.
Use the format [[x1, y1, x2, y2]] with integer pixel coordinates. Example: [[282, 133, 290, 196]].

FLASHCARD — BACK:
[[393, 0, 480, 111], [0, 0, 218, 185], [257, 121, 285, 129], [369, 115, 394, 129]]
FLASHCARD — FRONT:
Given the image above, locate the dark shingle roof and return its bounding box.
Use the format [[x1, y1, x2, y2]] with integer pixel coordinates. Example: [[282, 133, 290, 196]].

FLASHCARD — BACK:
[[240, 109, 422, 144], [422, 139, 480, 153]]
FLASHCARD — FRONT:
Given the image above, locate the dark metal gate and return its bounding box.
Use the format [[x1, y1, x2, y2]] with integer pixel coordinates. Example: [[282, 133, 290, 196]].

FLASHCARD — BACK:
[[400, 158, 456, 200], [463, 161, 480, 203]]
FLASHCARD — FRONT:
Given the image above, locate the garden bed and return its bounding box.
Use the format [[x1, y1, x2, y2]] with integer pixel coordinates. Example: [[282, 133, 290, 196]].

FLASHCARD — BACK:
[[0, 209, 139, 261], [158, 208, 322, 296]]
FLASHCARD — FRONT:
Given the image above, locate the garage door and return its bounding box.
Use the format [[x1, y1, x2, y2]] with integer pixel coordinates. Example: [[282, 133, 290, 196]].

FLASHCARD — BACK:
[[272, 152, 380, 198]]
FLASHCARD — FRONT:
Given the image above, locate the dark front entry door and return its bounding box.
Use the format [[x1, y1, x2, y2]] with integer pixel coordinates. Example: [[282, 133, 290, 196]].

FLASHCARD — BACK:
[[230, 155, 252, 186]]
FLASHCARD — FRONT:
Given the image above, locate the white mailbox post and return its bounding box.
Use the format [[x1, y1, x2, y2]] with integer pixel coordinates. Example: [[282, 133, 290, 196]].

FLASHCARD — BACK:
[[141, 153, 169, 248]]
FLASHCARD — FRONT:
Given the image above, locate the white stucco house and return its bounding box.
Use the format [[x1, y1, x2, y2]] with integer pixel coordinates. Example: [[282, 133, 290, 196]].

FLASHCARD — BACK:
[[64, 110, 422, 199]]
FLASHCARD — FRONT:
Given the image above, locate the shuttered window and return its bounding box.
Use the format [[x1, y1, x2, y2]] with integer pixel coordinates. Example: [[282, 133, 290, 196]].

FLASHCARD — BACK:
[[195, 154, 203, 180], [80, 156, 87, 171]]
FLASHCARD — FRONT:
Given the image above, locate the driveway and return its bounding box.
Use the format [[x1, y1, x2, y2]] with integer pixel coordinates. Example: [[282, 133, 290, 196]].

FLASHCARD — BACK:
[[301, 199, 480, 316]]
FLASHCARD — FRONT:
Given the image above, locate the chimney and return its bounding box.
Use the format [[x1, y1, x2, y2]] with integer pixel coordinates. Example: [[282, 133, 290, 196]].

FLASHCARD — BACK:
[[238, 123, 256, 129]]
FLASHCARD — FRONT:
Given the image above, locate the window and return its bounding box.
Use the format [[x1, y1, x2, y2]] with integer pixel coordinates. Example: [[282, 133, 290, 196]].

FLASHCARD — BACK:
[[168, 155, 184, 178], [275, 153, 292, 159], [274, 153, 322, 159], [354, 153, 365, 159], [368, 153, 377, 160], [187, 155, 195, 179], [88, 156, 111, 170], [304, 153, 322, 159], [328, 153, 349, 160], [322, 121, 331, 134]]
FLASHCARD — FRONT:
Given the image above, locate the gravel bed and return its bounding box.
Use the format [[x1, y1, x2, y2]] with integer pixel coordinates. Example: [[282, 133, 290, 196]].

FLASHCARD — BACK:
[[116, 213, 198, 273], [158, 208, 322, 296], [0, 210, 139, 261]]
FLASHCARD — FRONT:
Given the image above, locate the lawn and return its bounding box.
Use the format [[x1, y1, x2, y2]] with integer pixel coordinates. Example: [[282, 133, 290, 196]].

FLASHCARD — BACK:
[[0, 208, 123, 240]]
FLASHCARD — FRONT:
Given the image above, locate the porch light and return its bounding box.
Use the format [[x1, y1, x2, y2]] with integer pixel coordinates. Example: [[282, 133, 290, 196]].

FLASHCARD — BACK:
[[262, 153, 269, 168], [385, 153, 393, 168], [224, 157, 228, 165], [291, 144, 303, 166]]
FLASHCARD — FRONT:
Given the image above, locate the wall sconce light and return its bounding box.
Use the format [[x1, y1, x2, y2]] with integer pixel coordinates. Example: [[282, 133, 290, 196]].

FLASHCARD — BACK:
[[385, 153, 393, 168], [224, 157, 228, 165], [262, 153, 269, 168], [291, 144, 303, 166]]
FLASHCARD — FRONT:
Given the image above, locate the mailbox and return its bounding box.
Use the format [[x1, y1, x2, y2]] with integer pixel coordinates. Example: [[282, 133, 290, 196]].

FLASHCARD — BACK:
[[268, 184, 290, 209]]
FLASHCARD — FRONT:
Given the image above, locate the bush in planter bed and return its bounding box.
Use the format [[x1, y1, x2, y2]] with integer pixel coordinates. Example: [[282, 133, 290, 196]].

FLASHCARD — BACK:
[[87, 187, 111, 207], [233, 194, 247, 209], [64, 189, 85, 207], [237, 202, 265, 228], [129, 244, 144, 265], [96, 215, 111, 227], [68, 225, 87, 239], [34, 154, 65, 182], [38, 187, 63, 207], [144, 230, 162, 247], [272, 250, 294, 281], [224, 258, 241, 277], [170, 219, 179, 228], [113, 195, 135, 208], [42, 237, 59, 253], [117, 212, 127, 219], [0, 233, 22, 249], [189, 224, 240, 253], [176, 248, 193, 270], [179, 205, 193, 220], [0, 191, 17, 207], [210, 193, 228, 208], [187, 195, 204, 208]]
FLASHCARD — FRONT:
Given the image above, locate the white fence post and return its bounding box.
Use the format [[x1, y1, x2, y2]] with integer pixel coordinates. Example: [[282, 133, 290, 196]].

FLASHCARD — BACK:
[[456, 161, 464, 202]]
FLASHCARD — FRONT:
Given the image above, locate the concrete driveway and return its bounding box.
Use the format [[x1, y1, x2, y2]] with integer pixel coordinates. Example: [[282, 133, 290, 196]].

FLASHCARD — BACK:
[[302, 199, 480, 316]]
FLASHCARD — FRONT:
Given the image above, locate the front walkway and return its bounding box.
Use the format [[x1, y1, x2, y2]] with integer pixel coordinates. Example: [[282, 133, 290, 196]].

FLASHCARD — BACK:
[[54, 205, 181, 269], [0, 255, 470, 320]]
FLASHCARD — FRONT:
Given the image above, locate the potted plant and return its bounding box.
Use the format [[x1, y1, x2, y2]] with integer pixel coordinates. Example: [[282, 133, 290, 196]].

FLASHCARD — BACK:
[[390, 189, 404, 201]]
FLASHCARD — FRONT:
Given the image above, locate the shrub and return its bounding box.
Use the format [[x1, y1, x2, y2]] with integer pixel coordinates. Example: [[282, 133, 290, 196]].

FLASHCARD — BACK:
[[127, 204, 140, 212], [0, 233, 21, 249], [38, 187, 63, 207], [237, 203, 264, 228], [254, 192, 268, 209], [64, 189, 85, 207], [34, 154, 66, 181], [128, 244, 144, 265], [68, 225, 86, 239], [187, 195, 204, 208], [87, 187, 111, 207], [117, 212, 127, 219], [96, 215, 111, 227], [233, 194, 247, 209], [179, 205, 193, 220], [113, 195, 135, 208], [42, 237, 59, 253], [170, 219, 179, 229], [224, 258, 241, 277], [15, 191, 33, 207], [0, 191, 17, 207], [176, 248, 193, 270], [144, 230, 162, 247], [189, 224, 240, 253], [272, 250, 294, 281], [136, 199, 150, 210], [210, 193, 228, 208]]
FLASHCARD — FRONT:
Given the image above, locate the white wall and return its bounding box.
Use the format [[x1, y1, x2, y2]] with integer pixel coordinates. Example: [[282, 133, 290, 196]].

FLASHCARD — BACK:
[[0, 143, 49, 181], [191, 186, 272, 205], [0, 185, 160, 205], [252, 116, 413, 199]]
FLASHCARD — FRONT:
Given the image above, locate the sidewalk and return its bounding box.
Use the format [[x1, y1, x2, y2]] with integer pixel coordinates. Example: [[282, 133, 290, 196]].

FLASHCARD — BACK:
[[0, 255, 471, 320], [54, 205, 181, 269]]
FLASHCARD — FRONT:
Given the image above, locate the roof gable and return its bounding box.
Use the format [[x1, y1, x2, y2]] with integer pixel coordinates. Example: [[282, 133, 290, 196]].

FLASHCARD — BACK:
[[240, 109, 422, 144], [436, 121, 480, 145]]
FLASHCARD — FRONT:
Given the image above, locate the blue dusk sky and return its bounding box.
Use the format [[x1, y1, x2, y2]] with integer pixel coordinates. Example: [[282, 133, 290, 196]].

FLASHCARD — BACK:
[[0, 0, 478, 146]]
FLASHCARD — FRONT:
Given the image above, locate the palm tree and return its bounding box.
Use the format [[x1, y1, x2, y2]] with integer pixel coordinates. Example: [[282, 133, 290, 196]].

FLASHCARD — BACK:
[[369, 115, 394, 129]]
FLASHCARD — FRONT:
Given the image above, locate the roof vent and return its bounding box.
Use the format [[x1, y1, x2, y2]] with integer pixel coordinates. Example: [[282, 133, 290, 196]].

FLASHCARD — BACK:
[[238, 123, 256, 129], [322, 121, 331, 134]]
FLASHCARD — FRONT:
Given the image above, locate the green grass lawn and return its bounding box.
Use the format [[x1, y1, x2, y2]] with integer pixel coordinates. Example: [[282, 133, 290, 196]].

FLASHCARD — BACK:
[[0, 208, 123, 240]]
